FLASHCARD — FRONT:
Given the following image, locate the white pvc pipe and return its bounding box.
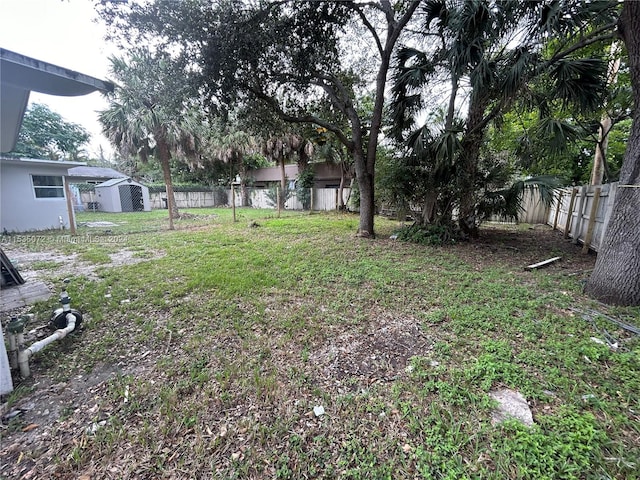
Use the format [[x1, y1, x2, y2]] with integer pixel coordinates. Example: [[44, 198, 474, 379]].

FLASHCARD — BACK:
[[6, 331, 18, 369], [18, 313, 77, 378]]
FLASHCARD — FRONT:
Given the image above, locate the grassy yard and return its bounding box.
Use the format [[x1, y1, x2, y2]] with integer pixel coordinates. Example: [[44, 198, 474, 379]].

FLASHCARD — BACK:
[[1, 208, 639, 479]]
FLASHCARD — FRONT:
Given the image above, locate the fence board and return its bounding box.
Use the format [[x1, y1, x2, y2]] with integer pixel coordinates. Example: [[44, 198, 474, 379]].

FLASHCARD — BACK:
[[83, 187, 352, 211], [547, 182, 618, 252]]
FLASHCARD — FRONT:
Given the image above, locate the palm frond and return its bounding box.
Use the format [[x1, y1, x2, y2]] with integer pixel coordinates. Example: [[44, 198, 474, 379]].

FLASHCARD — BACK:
[[550, 57, 608, 112]]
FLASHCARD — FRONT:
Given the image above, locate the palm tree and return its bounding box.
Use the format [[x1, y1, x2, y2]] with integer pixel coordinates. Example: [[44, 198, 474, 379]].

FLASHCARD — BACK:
[[262, 133, 313, 207], [392, 0, 619, 236], [99, 50, 201, 230], [207, 128, 258, 206]]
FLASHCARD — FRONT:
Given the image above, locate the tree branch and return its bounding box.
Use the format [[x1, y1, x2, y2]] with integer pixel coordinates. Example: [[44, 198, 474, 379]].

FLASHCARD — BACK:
[[247, 86, 353, 149], [544, 24, 618, 67], [350, 4, 384, 57]]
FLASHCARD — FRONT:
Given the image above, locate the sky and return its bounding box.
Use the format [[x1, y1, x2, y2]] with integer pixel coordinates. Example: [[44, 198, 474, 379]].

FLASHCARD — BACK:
[[0, 0, 116, 158]]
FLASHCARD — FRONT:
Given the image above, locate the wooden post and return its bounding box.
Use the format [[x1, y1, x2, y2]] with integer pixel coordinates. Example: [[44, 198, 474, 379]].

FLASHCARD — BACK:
[[572, 185, 588, 244], [277, 187, 281, 218], [552, 192, 564, 230], [310, 187, 314, 213], [64, 177, 76, 235], [564, 188, 578, 238], [231, 184, 236, 222], [582, 187, 602, 254]]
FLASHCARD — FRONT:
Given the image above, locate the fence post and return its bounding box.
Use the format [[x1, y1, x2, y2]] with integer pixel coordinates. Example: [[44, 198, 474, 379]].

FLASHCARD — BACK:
[[231, 184, 237, 222], [582, 187, 602, 254], [552, 192, 563, 230], [564, 188, 578, 239], [310, 187, 314, 213], [277, 187, 281, 217], [572, 185, 588, 244]]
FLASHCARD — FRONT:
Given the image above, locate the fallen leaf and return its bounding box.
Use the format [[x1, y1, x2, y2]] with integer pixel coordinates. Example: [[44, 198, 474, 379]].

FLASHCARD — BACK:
[[22, 423, 39, 432]]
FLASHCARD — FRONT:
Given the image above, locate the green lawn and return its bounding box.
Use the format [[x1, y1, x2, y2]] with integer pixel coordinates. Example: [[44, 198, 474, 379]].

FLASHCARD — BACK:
[[2, 208, 639, 479]]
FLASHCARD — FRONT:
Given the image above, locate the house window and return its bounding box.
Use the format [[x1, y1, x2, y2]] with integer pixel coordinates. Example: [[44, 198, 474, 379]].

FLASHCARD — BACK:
[[32, 175, 65, 198]]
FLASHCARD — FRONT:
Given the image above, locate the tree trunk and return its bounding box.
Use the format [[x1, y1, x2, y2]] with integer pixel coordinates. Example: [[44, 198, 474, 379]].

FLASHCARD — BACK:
[[591, 46, 621, 185], [240, 182, 249, 207], [585, 1, 640, 306], [457, 95, 488, 238], [352, 145, 375, 236], [421, 190, 437, 226], [279, 158, 286, 192], [157, 138, 178, 230], [338, 163, 346, 210], [279, 158, 287, 208], [590, 114, 612, 185]]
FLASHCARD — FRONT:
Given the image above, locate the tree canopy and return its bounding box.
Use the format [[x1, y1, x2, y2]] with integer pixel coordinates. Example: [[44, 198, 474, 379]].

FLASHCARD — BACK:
[[390, 0, 620, 236], [100, 0, 423, 236], [11, 103, 90, 160]]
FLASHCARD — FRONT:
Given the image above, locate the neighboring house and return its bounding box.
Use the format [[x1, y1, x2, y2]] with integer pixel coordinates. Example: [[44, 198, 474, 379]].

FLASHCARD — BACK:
[[67, 165, 128, 184], [0, 156, 85, 233], [249, 161, 352, 188], [67, 165, 129, 211], [94, 177, 151, 212], [0, 48, 114, 234]]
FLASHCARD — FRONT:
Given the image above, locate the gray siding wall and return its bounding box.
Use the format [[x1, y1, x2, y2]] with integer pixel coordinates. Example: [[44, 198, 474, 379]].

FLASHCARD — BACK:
[[0, 162, 72, 232]]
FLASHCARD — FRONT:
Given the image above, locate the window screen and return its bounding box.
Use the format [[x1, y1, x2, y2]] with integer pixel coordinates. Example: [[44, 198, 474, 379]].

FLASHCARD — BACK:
[[32, 175, 65, 198]]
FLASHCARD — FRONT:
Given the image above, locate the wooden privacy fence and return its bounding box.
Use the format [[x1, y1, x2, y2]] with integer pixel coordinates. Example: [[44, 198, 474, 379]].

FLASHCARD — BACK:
[[81, 187, 351, 211], [231, 188, 351, 210], [139, 188, 351, 211], [546, 182, 619, 253]]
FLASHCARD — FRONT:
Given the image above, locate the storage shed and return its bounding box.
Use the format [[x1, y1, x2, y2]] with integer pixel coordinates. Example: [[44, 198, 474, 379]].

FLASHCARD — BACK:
[[94, 177, 150, 212]]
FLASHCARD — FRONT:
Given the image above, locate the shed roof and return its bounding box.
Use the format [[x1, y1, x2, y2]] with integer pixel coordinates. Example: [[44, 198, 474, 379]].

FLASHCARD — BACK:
[[96, 177, 144, 188]]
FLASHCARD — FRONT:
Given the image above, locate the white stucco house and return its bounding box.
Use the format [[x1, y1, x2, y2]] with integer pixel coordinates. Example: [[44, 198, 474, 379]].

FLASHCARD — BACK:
[[0, 48, 113, 395], [0, 156, 86, 233], [0, 48, 114, 235]]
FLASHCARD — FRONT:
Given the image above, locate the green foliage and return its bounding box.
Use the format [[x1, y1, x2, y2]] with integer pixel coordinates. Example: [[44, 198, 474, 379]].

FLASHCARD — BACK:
[[488, 111, 631, 184], [394, 223, 457, 246], [492, 410, 606, 479], [12, 103, 90, 160], [390, 0, 620, 233], [296, 167, 314, 210], [265, 182, 293, 209]]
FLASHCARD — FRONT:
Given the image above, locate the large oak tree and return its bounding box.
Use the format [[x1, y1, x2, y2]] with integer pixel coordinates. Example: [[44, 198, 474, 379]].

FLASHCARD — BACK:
[[99, 0, 422, 237], [585, 1, 640, 306]]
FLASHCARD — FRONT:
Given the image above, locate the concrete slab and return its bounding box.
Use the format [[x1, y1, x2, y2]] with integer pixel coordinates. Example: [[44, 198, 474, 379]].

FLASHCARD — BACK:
[[1, 281, 51, 312]]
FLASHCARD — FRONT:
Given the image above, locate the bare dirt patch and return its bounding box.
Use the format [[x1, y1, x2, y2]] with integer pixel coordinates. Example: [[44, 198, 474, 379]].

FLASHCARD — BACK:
[[1, 246, 165, 286], [312, 313, 433, 389], [453, 224, 597, 276]]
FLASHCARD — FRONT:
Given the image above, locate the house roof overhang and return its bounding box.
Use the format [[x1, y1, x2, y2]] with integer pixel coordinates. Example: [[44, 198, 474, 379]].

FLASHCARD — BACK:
[[0, 156, 86, 170], [0, 48, 114, 153]]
